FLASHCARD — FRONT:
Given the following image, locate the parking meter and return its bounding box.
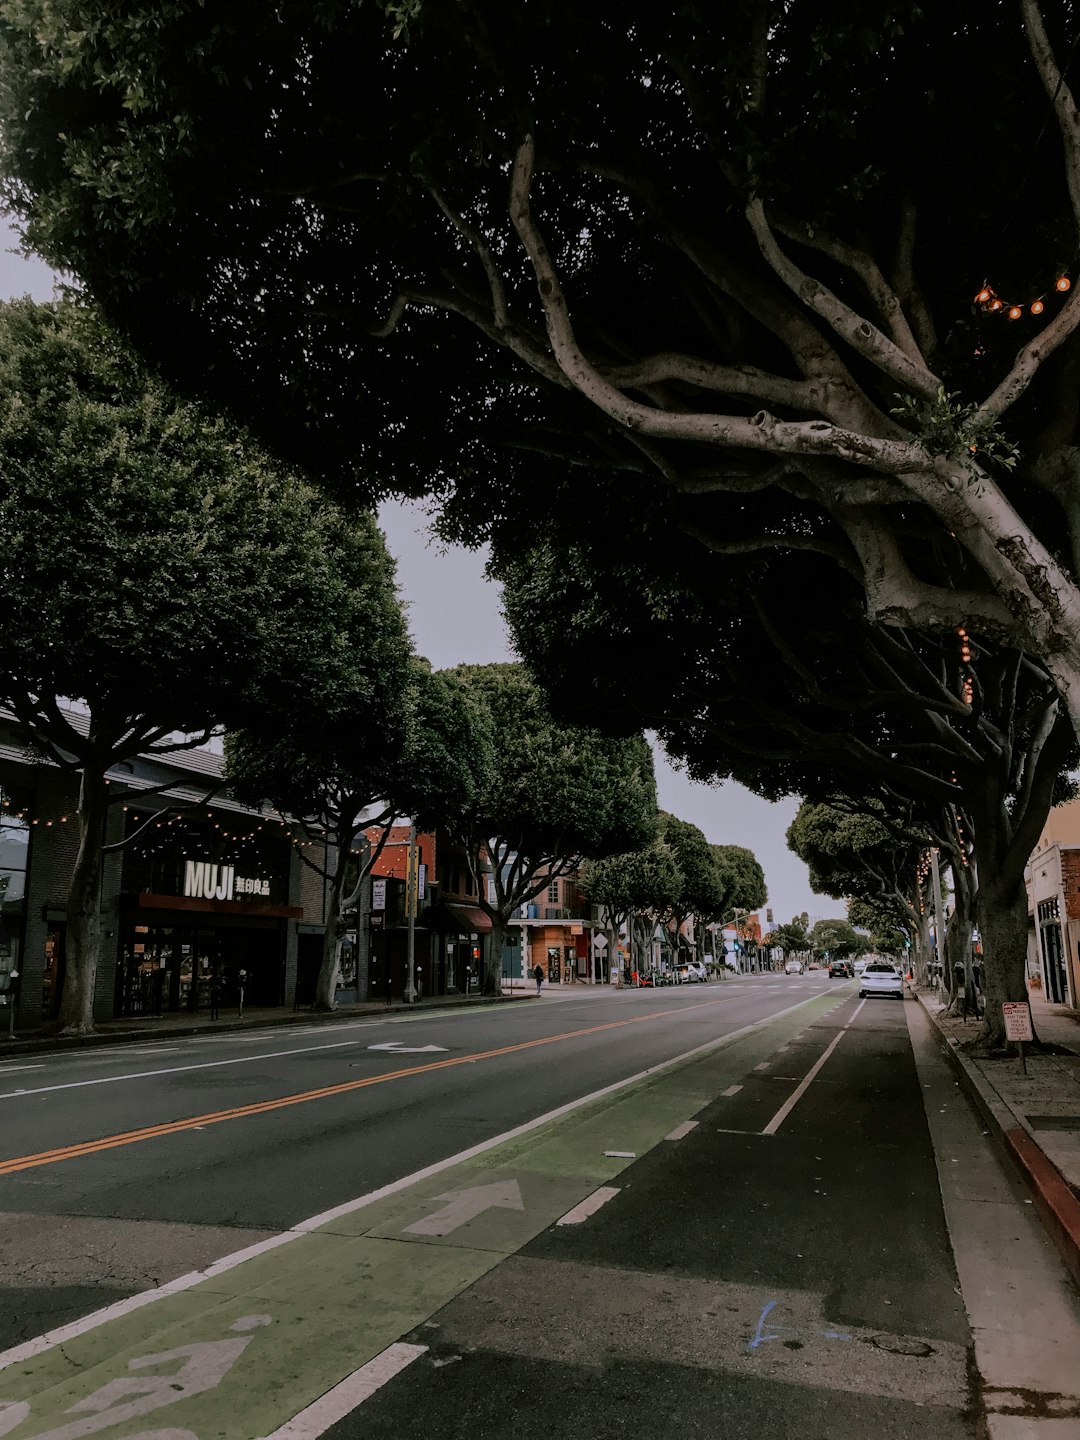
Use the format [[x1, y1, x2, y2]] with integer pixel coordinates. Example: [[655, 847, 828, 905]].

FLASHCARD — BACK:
[[0, 967, 19, 1037]]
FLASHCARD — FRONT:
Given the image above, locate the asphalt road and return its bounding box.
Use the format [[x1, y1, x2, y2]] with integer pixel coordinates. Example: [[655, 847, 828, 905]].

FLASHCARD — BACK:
[[0, 974, 838, 1342], [3, 972, 1062, 1439]]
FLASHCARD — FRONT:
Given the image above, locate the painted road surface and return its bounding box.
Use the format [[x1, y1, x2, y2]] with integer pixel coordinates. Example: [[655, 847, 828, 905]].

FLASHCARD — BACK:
[[0, 987, 857, 1439], [6, 978, 1067, 1435]]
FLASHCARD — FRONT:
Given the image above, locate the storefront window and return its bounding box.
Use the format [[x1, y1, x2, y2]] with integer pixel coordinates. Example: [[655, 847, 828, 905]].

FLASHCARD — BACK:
[[0, 783, 31, 996]]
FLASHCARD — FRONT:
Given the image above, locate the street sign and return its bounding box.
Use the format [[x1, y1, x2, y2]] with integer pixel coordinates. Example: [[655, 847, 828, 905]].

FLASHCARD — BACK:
[[592, 933, 608, 952], [1002, 1001, 1034, 1043], [372, 878, 387, 911]]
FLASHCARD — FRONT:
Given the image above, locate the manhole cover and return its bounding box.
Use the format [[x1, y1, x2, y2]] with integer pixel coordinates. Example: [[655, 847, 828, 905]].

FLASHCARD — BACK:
[[1025, 1115, 1080, 1131], [868, 1336, 935, 1358]]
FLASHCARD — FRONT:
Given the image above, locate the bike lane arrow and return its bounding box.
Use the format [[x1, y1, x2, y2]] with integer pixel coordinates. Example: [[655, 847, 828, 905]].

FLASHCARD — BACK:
[[404, 1180, 525, 1236], [367, 1042, 448, 1054]]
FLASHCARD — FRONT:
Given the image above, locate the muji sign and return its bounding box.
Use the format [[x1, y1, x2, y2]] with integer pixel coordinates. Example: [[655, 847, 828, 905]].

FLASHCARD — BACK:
[[183, 860, 271, 902]]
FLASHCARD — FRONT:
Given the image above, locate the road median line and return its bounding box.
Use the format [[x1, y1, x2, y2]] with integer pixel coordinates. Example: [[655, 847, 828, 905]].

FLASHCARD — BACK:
[[0, 987, 835, 1383]]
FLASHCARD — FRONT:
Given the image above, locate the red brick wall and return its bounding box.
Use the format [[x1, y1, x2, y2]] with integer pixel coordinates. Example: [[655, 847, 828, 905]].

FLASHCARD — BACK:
[[1061, 848, 1080, 921]]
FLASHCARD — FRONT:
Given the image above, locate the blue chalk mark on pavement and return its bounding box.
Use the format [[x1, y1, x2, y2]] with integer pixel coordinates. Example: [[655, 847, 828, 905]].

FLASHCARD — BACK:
[[748, 1301, 853, 1351]]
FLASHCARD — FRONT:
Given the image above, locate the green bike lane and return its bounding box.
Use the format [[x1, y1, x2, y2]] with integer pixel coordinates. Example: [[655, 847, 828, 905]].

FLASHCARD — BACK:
[[0, 987, 849, 1440]]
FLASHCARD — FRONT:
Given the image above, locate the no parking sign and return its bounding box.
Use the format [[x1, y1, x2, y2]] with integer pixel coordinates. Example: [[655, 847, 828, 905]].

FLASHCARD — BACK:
[[1002, 1001, 1034, 1042]]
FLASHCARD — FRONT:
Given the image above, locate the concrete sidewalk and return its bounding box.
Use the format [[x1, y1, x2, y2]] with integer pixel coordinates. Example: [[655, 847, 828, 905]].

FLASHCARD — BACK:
[[916, 988, 1080, 1292]]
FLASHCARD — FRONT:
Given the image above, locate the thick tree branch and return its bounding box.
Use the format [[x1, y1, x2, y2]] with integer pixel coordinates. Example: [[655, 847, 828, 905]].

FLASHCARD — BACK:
[[598, 352, 820, 412], [745, 198, 943, 402], [832, 503, 1023, 639], [771, 212, 927, 366], [1020, 0, 1080, 229]]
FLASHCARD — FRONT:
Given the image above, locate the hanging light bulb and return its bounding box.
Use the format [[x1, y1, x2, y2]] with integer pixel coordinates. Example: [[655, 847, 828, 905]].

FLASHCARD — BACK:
[[1057, 276, 1071, 292], [989, 298, 1004, 312], [975, 286, 992, 303], [1007, 305, 1023, 319], [1031, 299, 1045, 314]]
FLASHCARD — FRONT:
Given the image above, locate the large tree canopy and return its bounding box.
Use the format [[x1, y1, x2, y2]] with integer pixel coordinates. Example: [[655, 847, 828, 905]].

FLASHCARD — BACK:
[[4, 4, 1080, 729], [226, 662, 485, 1012], [0, 297, 407, 1031], [446, 663, 657, 994]]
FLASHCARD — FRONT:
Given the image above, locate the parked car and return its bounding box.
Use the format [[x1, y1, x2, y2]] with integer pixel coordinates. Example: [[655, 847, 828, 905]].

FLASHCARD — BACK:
[[828, 960, 853, 978], [859, 962, 905, 999], [684, 960, 708, 983], [785, 958, 804, 975]]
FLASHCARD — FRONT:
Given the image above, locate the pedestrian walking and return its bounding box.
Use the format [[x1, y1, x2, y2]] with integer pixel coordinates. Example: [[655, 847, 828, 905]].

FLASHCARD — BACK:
[[209, 974, 220, 1021], [533, 962, 544, 997]]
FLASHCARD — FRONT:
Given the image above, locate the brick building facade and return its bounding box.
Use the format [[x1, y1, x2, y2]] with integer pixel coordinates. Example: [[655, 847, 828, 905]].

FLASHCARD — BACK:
[[1024, 797, 1080, 1007]]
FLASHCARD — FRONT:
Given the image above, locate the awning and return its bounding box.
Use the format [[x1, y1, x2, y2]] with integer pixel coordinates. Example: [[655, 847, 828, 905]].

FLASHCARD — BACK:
[[428, 901, 492, 935]]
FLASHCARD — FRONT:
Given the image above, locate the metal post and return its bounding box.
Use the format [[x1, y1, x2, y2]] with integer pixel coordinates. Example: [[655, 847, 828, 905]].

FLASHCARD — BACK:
[[930, 848, 946, 994], [404, 822, 418, 1003]]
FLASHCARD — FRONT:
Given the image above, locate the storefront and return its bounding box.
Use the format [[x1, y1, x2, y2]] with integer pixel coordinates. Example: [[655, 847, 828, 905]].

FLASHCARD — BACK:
[[0, 783, 31, 1016], [115, 809, 301, 1015]]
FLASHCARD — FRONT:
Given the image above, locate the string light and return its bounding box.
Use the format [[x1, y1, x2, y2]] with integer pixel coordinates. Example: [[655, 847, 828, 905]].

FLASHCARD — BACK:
[[974, 273, 1071, 320]]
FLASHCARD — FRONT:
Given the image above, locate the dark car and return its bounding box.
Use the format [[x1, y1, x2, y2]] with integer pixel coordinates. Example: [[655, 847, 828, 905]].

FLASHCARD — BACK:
[[828, 960, 854, 978]]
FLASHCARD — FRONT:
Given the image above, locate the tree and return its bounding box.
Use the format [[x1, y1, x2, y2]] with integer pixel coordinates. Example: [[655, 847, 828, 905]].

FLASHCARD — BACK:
[[497, 502, 1074, 1047], [447, 664, 657, 994], [226, 663, 486, 1010], [787, 796, 930, 962], [652, 814, 727, 967], [0, 297, 409, 1032], [711, 844, 767, 921], [580, 838, 681, 979], [8, 6, 1080, 733], [848, 897, 908, 959], [809, 918, 864, 961], [766, 920, 812, 957]]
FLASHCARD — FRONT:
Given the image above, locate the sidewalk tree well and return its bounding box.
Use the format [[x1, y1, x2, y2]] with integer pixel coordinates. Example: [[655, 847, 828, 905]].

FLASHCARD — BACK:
[[445, 664, 657, 995], [9, 7, 1080, 734], [226, 651, 487, 1010], [0, 298, 410, 1033]]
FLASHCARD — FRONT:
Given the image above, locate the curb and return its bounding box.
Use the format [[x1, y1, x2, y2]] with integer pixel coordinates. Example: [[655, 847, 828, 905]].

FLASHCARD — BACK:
[[0, 993, 525, 1059], [914, 988, 1080, 1292]]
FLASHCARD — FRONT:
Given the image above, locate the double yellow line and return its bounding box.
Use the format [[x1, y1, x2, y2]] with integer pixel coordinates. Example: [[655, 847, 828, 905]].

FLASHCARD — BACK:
[[0, 997, 731, 1176]]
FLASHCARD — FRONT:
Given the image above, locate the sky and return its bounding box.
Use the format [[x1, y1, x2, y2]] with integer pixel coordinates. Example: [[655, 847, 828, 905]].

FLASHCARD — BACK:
[[0, 218, 841, 923]]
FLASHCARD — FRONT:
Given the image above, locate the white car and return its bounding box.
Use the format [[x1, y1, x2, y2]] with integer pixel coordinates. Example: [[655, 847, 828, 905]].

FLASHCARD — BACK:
[[684, 960, 708, 983], [859, 962, 904, 999], [853, 959, 869, 975], [785, 958, 803, 975]]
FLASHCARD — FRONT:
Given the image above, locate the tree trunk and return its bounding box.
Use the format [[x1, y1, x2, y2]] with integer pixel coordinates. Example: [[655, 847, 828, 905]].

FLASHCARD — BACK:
[[975, 878, 1033, 1050], [314, 838, 350, 1012], [483, 913, 506, 997], [58, 768, 109, 1035]]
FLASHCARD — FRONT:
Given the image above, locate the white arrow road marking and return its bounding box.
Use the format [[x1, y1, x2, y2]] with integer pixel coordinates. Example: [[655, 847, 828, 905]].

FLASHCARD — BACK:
[[367, 1042, 448, 1054], [405, 1180, 524, 1236]]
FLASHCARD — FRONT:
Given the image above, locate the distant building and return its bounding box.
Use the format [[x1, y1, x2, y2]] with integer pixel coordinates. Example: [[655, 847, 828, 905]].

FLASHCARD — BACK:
[[1024, 798, 1080, 1007]]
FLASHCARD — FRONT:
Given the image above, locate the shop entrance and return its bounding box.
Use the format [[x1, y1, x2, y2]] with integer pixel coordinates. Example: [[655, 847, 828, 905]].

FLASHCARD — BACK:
[[116, 922, 284, 1016]]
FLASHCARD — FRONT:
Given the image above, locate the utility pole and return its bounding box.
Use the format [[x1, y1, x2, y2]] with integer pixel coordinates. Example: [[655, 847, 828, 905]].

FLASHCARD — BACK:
[[404, 822, 418, 1003]]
